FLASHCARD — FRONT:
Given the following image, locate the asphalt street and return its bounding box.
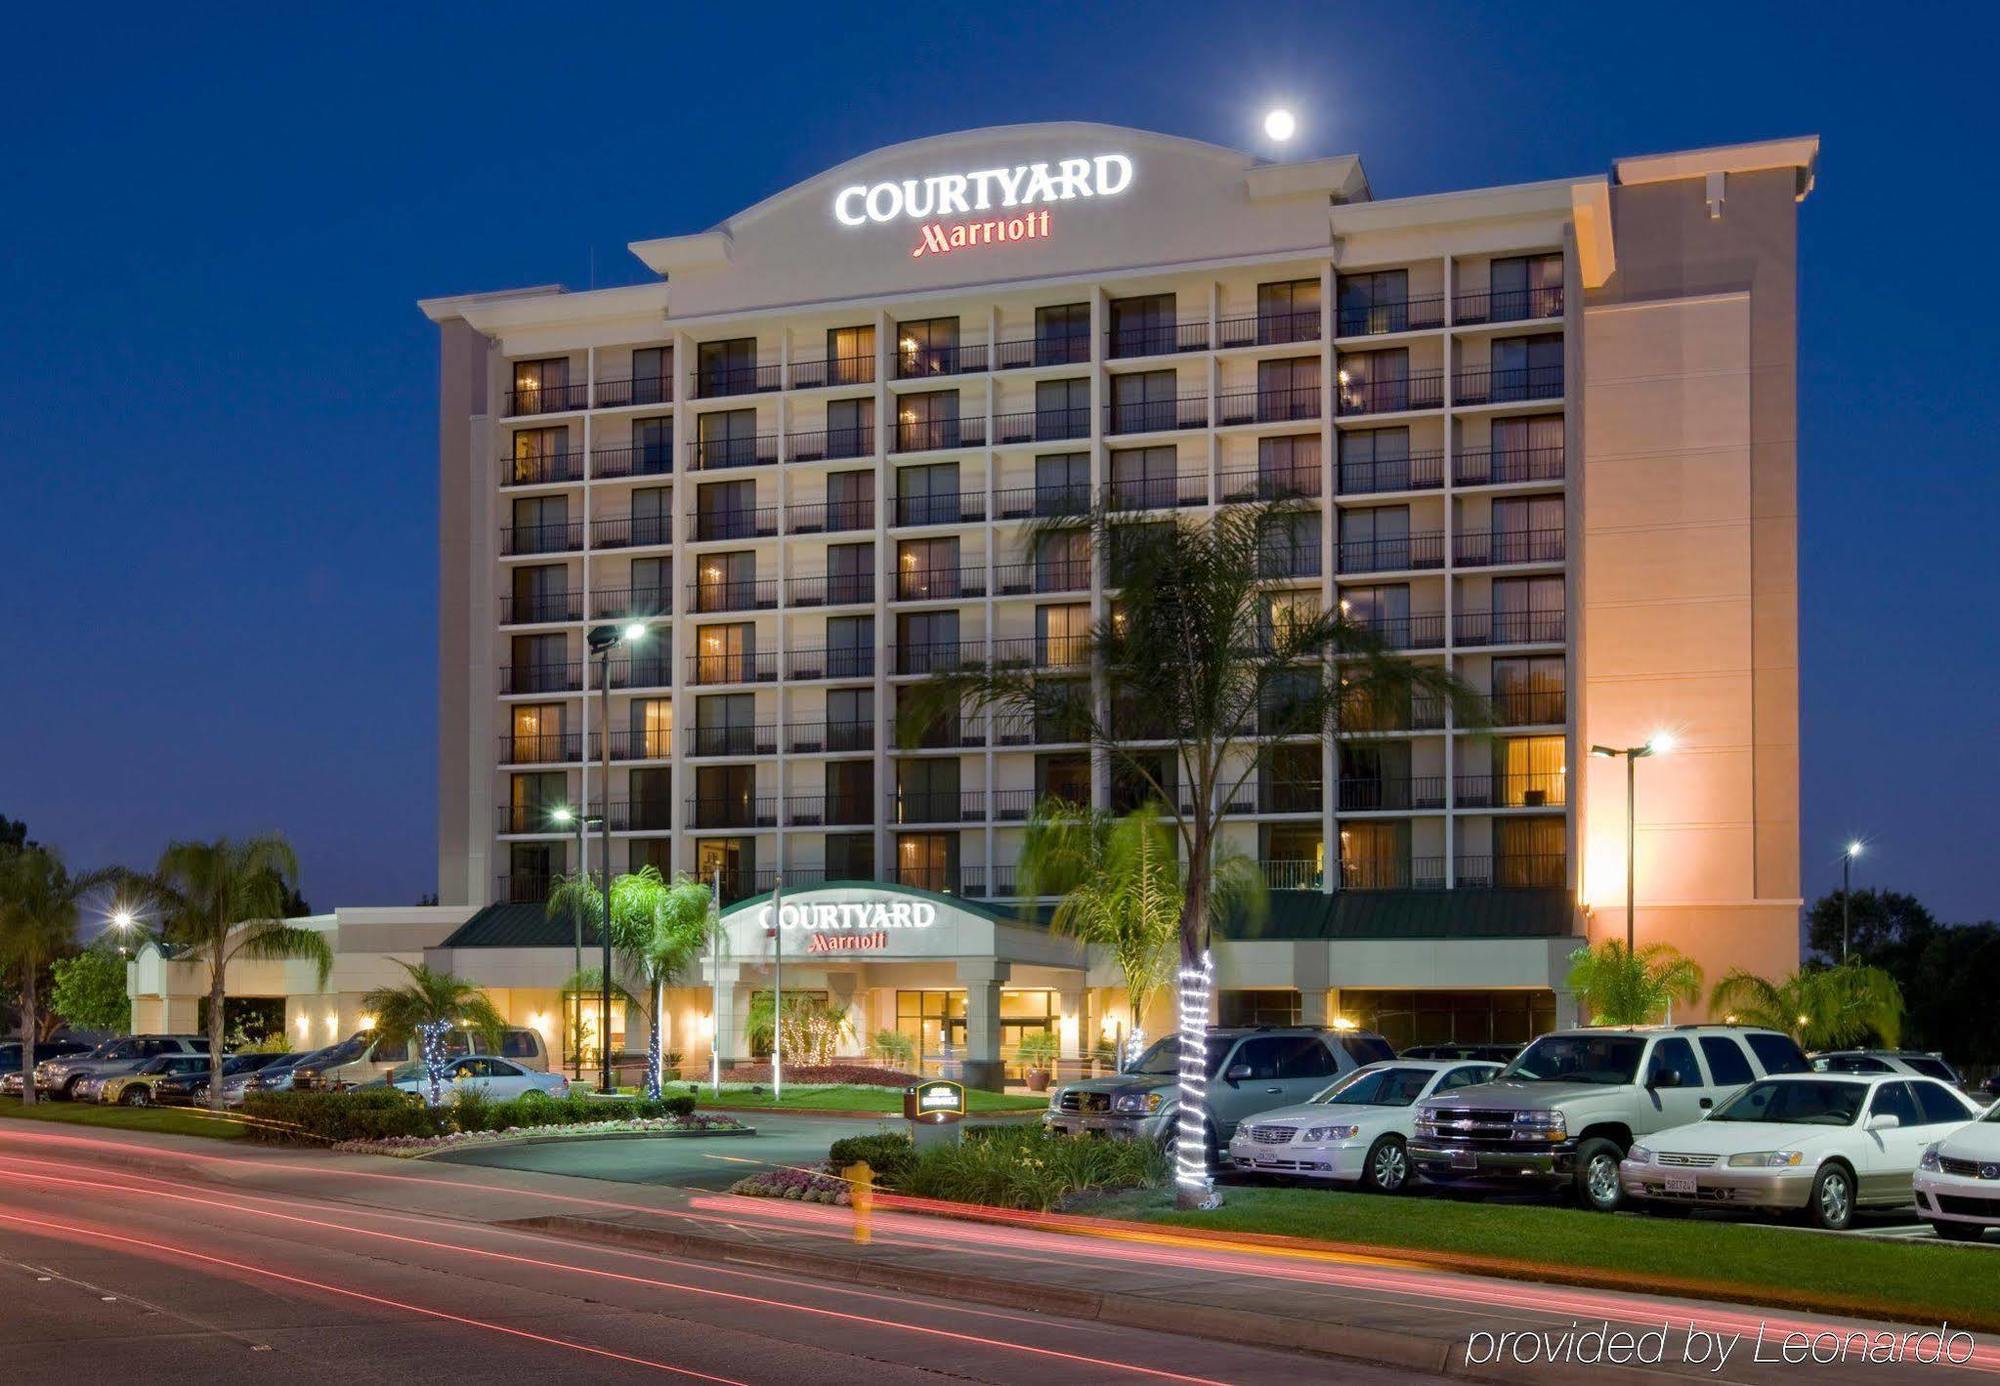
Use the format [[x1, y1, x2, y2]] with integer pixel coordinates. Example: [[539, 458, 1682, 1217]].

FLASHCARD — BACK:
[[431, 1111, 891, 1190]]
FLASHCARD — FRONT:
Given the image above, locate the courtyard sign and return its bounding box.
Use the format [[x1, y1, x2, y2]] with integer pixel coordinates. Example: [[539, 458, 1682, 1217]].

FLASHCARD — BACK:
[[758, 899, 937, 932], [831, 153, 1135, 260]]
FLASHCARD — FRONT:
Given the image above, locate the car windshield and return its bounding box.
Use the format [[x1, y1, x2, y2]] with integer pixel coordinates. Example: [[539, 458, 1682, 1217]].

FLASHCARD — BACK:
[[1313, 1066, 1435, 1107], [1711, 1079, 1865, 1126], [1502, 1035, 1646, 1085], [1126, 1036, 1234, 1079], [387, 1061, 426, 1084], [313, 1037, 368, 1067], [1903, 1056, 1958, 1083]]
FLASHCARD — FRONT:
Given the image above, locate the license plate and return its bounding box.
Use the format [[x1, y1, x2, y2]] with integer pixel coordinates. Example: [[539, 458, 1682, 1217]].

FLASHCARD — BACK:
[[1451, 1149, 1477, 1170], [1665, 1172, 1697, 1195]]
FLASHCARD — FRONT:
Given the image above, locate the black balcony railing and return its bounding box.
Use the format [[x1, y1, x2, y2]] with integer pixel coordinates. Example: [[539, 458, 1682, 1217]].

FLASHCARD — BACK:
[[497, 732, 580, 765], [786, 572, 875, 608], [592, 514, 673, 549], [785, 424, 874, 463], [589, 443, 672, 481], [500, 520, 582, 556], [891, 493, 985, 526], [1218, 466, 1321, 502], [1337, 451, 1445, 496], [788, 355, 876, 390], [1336, 371, 1445, 416], [1455, 853, 1568, 888], [684, 796, 778, 829], [502, 450, 584, 487], [1256, 544, 1323, 580], [1217, 310, 1322, 348], [891, 714, 986, 750], [608, 654, 674, 690], [1216, 386, 1321, 427], [497, 803, 571, 834], [500, 662, 581, 695], [784, 646, 875, 681], [594, 375, 673, 409], [506, 381, 589, 416], [895, 343, 988, 379], [686, 651, 778, 685], [892, 417, 985, 453], [694, 507, 778, 542], [892, 564, 983, 602], [889, 863, 970, 894], [1454, 445, 1565, 487], [1453, 772, 1568, 809], [1489, 689, 1567, 727], [694, 361, 784, 399], [596, 729, 673, 761], [1106, 395, 1208, 435], [784, 793, 874, 828], [1350, 613, 1447, 651], [1337, 295, 1446, 338], [994, 483, 1091, 520], [1337, 776, 1446, 811], [989, 635, 1091, 670], [1453, 364, 1565, 406], [1338, 532, 1444, 574], [784, 499, 873, 535], [889, 790, 986, 824], [993, 560, 1090, 596], [609, 797, 675, 832], [891, 640, 984, 676], [687, 724, 777, 757], [499, 590, 581, 624], [497, 873, 551, 903], [687, 578, 778, 613], [1453, 285, 1564, 326], [1453, 608, 1566, 647], [1105, 473, 1206, 511], [593, 585, 672, 620], [691, 434, 779, 470], [992, 334, 1092, 370], [1338, 692, 1447, 734], [787, 719, 874, 753], [992, 407, 1091, 445], [1107, 321, 1208, 358], [992, 711, 1085, 747], [1341, 856, 1448, 890], [1454, 528, 1566, 567], [1258, 779, 1324, 814]]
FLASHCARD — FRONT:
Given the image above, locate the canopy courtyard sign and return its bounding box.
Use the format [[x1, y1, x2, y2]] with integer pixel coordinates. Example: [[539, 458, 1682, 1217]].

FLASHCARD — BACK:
[[830, 152, 1136, 258]]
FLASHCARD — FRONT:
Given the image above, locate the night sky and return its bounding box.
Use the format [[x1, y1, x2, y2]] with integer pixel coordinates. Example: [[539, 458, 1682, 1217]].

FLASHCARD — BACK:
[[6, 5, 1995, 921]]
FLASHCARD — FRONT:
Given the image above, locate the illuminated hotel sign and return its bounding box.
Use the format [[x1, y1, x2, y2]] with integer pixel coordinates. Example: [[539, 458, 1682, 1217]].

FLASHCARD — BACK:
[[830, 153, 1135, 259], [759, 900, 937, 932], [903, 1079, 968, 1124]]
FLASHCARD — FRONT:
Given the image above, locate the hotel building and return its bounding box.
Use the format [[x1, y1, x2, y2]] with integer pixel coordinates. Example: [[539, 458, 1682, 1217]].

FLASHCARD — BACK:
[[134, 125, 1814, 1084]]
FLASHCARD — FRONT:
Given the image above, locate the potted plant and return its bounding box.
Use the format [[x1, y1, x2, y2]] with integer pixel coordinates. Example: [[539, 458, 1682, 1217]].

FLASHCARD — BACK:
[[1016, 1031, 1060, 1092]]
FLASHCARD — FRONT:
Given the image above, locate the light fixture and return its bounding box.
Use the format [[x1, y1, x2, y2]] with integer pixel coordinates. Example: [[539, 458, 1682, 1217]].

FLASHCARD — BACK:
[[1646, 730, 1677, 755], [622, 621, 648, 644], [550, 805, 575, 825], [1846, 840, 1863, 859], [1263, 108, 1298, 143], [112, 909, 134, 930]]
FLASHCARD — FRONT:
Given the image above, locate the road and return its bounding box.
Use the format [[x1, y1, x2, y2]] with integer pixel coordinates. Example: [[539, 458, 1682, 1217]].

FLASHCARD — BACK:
[[432, 1111, 890, 1190]]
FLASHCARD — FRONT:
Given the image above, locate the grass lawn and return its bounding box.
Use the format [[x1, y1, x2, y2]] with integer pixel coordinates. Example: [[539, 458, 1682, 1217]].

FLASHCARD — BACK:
[[0, 1095, 250, 1141], [1087, 1184, 1997, 1328], [688, 1085, 1047, 1114]]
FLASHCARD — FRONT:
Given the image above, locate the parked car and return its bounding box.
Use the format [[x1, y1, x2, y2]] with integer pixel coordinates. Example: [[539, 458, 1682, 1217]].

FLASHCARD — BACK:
[[33, 1036, 213, 1100], [1412, 1025, 1811, 1211], [292, 1027, 549, 1091], [0, 1038, 93, 1078], [94, 1054, 217, 1107], [1915, 1100, 2000, 1241], [1228, 1059, 1503, 1191], [386, 1055, 568, 1100], [182, 1053, 292, 1106], [1811, 1050, 1963, 1085], [1622, 1073, 1982, 1229], [1400, 1044, 1522, 1064], [1044, 1026, 1397, 1160]]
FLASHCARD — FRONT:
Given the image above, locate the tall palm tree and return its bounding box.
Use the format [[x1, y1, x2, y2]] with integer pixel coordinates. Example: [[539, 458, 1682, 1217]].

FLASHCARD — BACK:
[[133, 836, 331, 1110], [643, 876, 714, 1097], [362, 961, 506, 1105], [1710, 962, 1904, 1050], [0, 847, 114, 1106], [911, 500, 1482, 1208], [1565, 940, 1704, 1025]]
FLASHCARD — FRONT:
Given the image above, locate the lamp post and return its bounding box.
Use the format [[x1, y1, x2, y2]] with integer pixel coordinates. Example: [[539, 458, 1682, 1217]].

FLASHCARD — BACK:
[[1590, 731, 1675, 953], [1842, 840, 1864, 962], [588, 620, 649, 1094], [111, 908, 135, 958], [548, 804, 601, 1079]]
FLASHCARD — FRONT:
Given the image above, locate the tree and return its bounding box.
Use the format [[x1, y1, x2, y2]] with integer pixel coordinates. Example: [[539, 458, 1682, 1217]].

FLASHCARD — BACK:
[[1806, 887, 1937, 964], [0, 847, 113, 1105], [50, 944, 130, 1034], [746, 992, 852, 1066], [1565, 940, 1704, 1026], [362, 961, 506, 1105], [134, 836, 332, 1110], [910, 500, 1480, 1208], [641, 875, 713, 1098], [1710, 962, 1905, 1050]]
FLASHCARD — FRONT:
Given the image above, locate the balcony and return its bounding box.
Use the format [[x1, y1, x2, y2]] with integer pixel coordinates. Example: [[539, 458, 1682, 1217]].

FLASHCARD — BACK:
[[1107, 321, 1208, 358], [993, 407, 1091, 446], [1337, 296, 1445, 338], [892, 417, 985, 453], [1337, 451, 1444, 496], [594, 375, 673, 409], [609, 797, 674, 832], [1218, 310, 1322, 348], [993, 334, 1091, 370], [500, 520, 582, 557], [1337, 693, 1447, 734], [694, 362, 783, 399], [691, 434, 779, 470], [994, 483, 1091, 521], [788, 355, 876, 390], [501, 450, 584, 487], [687, 578, 778, 613], [596, 729, 672, 761], [785, 573, 874, 608], [1106, 396, 1208, 435], [1489, 689, 1566, 727], [895, 343, 988, 379], [687, 651, 778, 685], [1218, 466, 1322, 503], [1256, 544, 1323, 580], [1216, 385, 1321, 427], [1453, 286, 1564, 326], [500, 661, 581, 695], [505, 381, 589, 416], [1454, 853, 1568, 888], [889, 863, 972, 895], [593, 585, 672, 620], [1453, 608, 1566, 647], [608, 654, 674, 690], [1337, 776, 1446, 811], [496, 873, 550, 903], [589, 443, 671, 481], [1454, 528, 1565, 567], [1454, 445, 1565, 487], [1342, 856, 1447, 890], [894, 565, 985, 601], [497, 732, 580, 765], [892, 714, 987, 750], [1261, 859, 1327, 891], [1338, 532, 1444, 574], [993, 559, 1090, 596], [1105, 473, 1206, 511], [1258, 779, 1324, 814], [1453, 772, 1568, 809], [694, 507, 778, 542], [889, 790, 986, 825], [891, 640, 984, 676], [497, 803, 569, 835], [784, 499, 873, 535], [784, 645, 874, 680], [1336, 372, 1445, 416], [784, 793, 874, 828], [1453, 365, 1564, 406], [787, 719, 873, 753], [592, 514, 672, 549], [684, 796, 778, 830], [891, 492, 985, 526], [785, 424, 874, 463], [991, 711, 1085, 747], [989, 635, 1090, 671], [687, 725, 777, 758], [499, 590, 581, 624], [1349, 613, 1446, 651]]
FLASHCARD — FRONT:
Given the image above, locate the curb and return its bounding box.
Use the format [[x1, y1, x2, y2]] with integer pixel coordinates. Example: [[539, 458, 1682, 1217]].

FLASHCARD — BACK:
[[409, 1125, 757, 1159], [690, 1104, 1043, 1122]]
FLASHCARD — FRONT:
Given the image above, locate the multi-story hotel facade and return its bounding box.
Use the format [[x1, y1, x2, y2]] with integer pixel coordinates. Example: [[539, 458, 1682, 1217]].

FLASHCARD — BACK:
[[150, 124, 1809, 1082]]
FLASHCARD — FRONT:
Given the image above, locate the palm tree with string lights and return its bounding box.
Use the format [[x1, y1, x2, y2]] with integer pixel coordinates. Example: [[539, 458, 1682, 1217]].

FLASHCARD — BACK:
[[361, 961, 506, 1106]]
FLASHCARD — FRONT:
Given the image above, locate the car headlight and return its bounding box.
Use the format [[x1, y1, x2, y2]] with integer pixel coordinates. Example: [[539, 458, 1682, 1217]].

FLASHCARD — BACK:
[[1920, 1142, 1942, 1172], [1627, 1146, 1655, 1165], [1303, 1124, 1361, 1143], [1112, 1091, 1164, 1115], [1726, 1151, 1804, 1168], [1511, 1111, 1567, 1140]]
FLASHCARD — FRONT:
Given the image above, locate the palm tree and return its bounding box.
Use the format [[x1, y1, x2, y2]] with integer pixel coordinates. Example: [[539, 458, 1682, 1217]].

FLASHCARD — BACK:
[[1710, 962, 1904, 1050], [745, 992, 852, 1066], [0, 847, 114, 1106], [362, 961, 506, 1105], [134, 836, 331, 1110], [910, 500, 1481, 1208], [643, 876, 714, 1097], [1565, 940, 1704, 1025]]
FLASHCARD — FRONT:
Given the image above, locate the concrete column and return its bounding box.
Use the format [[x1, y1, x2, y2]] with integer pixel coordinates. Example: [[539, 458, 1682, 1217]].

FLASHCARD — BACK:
[[1057, 981, 1087, 1062], [956, 959, 1011, 1091], [703, 962, 748, 1071]]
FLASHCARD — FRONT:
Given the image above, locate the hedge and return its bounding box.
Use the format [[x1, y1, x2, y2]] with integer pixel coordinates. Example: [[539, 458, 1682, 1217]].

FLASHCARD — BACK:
[[242, 1087, 697, 1145]]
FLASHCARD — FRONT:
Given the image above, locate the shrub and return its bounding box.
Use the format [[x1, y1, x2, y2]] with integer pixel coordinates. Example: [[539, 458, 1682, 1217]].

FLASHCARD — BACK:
[[242, 1088, 442, 1144], [827, 1131, 916, 1185], [898, 1126, 1165, 1212], [720, 1063, 917, 1087], [1015, 1031, 1059, 1070], [871, 1030, 916, 1068]]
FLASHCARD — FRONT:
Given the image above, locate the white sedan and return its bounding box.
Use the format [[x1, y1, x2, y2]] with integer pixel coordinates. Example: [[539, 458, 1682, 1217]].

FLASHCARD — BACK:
[[1228, 1059, 1502, 1192], [1621, 1073, 1982, 1229], [390, 1056, 569, 1100], [1915, 1101, 2000, 1242]]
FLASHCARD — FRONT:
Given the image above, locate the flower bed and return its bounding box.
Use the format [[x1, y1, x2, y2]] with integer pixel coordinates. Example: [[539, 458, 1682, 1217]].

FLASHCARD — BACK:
[[720, 1063, 919, 1088], [336, 1111, 744, 1157], [728, 1163, 854, 1204]]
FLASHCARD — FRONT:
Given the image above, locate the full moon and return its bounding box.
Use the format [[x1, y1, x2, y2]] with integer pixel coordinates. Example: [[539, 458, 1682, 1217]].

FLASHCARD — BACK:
[[1263, 108, 1297, 142]]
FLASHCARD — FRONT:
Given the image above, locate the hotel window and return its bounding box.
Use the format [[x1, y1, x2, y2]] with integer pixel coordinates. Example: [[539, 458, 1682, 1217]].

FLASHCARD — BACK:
[[823, 543, 874, 607], [1256, 279, 1320, 343], [697, 408, 761, 468], [1219, 990, 1303, 1027], [1497, 736, 1566, 808], [825, 396, 874, 458], [1266, 743, 1322, 813], [630, 346, 671, 406], [630, 698, 672, 758], [1257, 591, 1319, 653], [512, 357, 569, 411], [895, 609, 959, 674], [631, 416, 672, 475], [1491, 656, 1564, 727], [895, 317, 960, 377], [696, 837, 753, 903], [509, 633, 567, 693], [509, 705, 564, 763], [825, 760, 872, 826], [1262, 825, 1324, 890], [1491, 575, 1564, 644], [1485, 415, 1563, 484], [1110, 444, 1180, 509], [999, 990, 1057, 1078], [1338, 427, 1412, 493], [696, 338, 757, 397], [826, 325, 875, 386], [1338, 348, 1411, 412], [694, 765, 757, 829], [630, 486, 670, 547], [826, 686, 871, 751], [628, 839, 672, 874], [1257, 356, 1318, 421], [1339, 506, 1411, 574], [507, 843, 557, 900], [510, 564, 569, 624], [897, 758, 961, 825], [1034, 302, 1090, 364], [1256, 434, 1319, 498], [1491, 495, 1564, 564], [695, 622, 754, 683], [1033, 678, 1089, 744], [1036, 753, 1090, 807], [826, 468, 874, 530], [1489, 253, 1563, 322], [629, 767, 672, 831], [897, 683, 958, 749], [896, 461, 961, 526], [511, 494, 569, 553], [1341, 741, 1412, 811], [508, 772, 566, 833], [825, 615, 872, 681], [1340, 820, 1410, 889], [1034, 530, 1089, 593], [896, 990, 967, 1063], [1033, 377, 1090, 440], [1257, 666, 1321, 738], [626, 557, 670, 616], [1109, 754, 1175, 814], [1258, 512, 1320, 579], [1488, 334, 1562, 402], [1495, 816, 1565, 887], [1034, 452, 1089, 513], [694, 693, 755, 757], [825, 832, 874, 882], [1036, 602, 1090, 668], [896, 536, 958, 601], [698, 479, 756, 541], [896, 390, 960, 452], [511, 426, 569, 484], [896, 833, 959, 892], [1108, 293, 1176, 356], [1109, 370, 1178, 433], [1337, 270, 1410, 336]]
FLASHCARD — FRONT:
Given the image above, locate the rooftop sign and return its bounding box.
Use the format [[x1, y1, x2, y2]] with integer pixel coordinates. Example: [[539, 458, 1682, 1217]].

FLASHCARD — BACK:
[[757, 899, 937, 932], [832, 153, 1136, 260]]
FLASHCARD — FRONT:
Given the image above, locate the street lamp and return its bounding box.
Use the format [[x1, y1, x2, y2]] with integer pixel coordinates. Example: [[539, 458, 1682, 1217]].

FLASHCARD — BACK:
[[1590, 732, 1675, 952], [587, 621, 649, 1093], [1841, 840, 1864, 962], [111, 908, 135, 957]]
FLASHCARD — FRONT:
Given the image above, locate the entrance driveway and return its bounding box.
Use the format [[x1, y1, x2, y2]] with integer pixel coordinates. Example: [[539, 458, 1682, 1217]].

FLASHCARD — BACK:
[[429, 1111, 899, 1189]]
